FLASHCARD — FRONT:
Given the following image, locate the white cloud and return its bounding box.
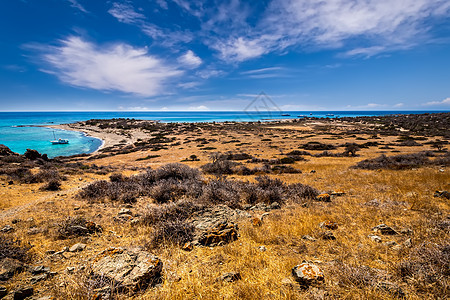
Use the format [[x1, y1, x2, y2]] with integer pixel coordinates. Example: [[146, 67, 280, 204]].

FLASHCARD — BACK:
[[425, 97, 450, 106], [240, 67, 283, 75], [204, 0, 450, 62], [196, 68, 224, 79], [178, 50, 202, 68], [142, 24, 193, 46], [67, 0, 88, 13], [156, 0, 168, 10], [178, 81, 201, 89], [394, 103, 405, 108], [108, 2, 145, 24], [40, 36, 183, 97], [188, 105, 209, 111]]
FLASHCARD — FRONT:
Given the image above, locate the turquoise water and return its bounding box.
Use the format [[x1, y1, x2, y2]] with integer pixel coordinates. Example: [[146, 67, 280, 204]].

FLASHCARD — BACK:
[[0, 111, 447, 158]]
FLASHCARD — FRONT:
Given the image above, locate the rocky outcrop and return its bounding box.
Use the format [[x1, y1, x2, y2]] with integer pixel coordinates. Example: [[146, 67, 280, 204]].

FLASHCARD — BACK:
[[316, 194, 331, 202], [0, 145, 17, 156], [91, 248, 162, 292], [194, 222, 238, 247], [292, 263, 324, 287], [372, 224, 398, 235], [434, 190, 450, 199]]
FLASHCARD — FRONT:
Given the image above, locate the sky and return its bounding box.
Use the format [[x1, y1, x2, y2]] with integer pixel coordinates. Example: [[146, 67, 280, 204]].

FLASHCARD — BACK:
[[0, 0, 450, 111]]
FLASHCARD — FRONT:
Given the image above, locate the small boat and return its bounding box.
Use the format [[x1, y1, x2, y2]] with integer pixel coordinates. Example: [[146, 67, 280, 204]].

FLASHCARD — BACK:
[[297, 115, 306, 117], [326, 114, 334, 116], [51, 138, 69, 145], [281, 113, 291, 116], [51, 131, 69, 144]]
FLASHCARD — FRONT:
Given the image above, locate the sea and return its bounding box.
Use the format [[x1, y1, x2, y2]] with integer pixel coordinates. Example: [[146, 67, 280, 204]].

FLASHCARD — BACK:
[[0, 111, 447, 158]]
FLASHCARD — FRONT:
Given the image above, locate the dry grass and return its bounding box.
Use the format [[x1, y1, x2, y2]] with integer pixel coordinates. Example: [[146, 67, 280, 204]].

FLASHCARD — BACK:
[[0, 119, 448, 299]]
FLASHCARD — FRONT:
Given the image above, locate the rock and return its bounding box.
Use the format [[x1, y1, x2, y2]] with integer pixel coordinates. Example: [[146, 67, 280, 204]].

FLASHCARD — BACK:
[[434, 190, 450, 199], [316, 194, 331, 202], [321, 231, 336, 240], [66, 267, 75, 273], [11, 219, 20, 225], [319, 221, 338, 230], [376, 281, 405, 298], [403, 238, 412, 248], [27, 228, 41, 235], [392, 245, 402, 251], [195, 222, 238, 247], [66, 225, 89, 236], [310, 170, 316, 173], [85, 221, 102, 234], [399, 228, 413, 235], [91, 248, 162, 292], [31, 273, 48, 284], [372, 224, 398, 235], [69, 243, 86, 252], [302, 235, 316, 242], [181, 242, 193, 252], [12, 286, 33, 300], [219, 272, 241, 282], [0, 258, 24, 281], [118, 208, 132, 216], [261, 212, 270, 221], [0, 286, 7, 298], [368, 234, 382, 243], [1, 225, 14, 233], [292, 263, 324, 287], [251, 217, 262, 227], [258, 246, 267, 252], [0, 144, 17, 156], [30, 265, 50, 275], [331, 190, 345, 196], [384, 241, 398, 247], [269, 202, 281, 210]]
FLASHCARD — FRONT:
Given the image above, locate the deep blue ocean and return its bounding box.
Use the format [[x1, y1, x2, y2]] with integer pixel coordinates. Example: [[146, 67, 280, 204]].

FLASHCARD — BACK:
[[0, 111, 447, 158]]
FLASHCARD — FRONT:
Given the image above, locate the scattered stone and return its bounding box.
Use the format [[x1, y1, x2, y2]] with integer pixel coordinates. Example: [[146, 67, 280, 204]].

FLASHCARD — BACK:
[[258, 246, 267, 252], [27, 227, 41, 235], [11, 219, 21, 225], [281, 277, 295, 289], [25, 218, 34, 223], [31, 273, 48, 284], [12, 286, 33, 300], [364, 199, 380, 207], [251, 217, 262, 227], [269, 202, 281, 210], [219, 272, 241, 283], [392, 245, 402, 251], [321, 231, 336, 240], [8, 181, 13, 185], [69, 243, 86, 252], [368, 234, 382, 243], [91, 248, 162, 292], [1, 225, 13, 233], [316, 194, 331, 202], [0, 258, 24, 281], [403, 238, 412, 248], [66, 267, 75, 273], [302, 235, 316, 242], [0, 286, 7, 298], [384, 241, 398, 247], [331, 190, 345, 196], [399, 228, 413, 235], [309, 287, 328, 300], [376, 281, 405, 298], [261, 212, 270, 221], [181, 242, 193, 252], [118, 208, 132, 216], [310, 170, 316, 173], [130, 219, 140, 226], [319, 221, 338, 230], [434, 190, 450, 199], [292, 263, 324, 287], [372, 224, 398, 235], [30, 266, 50, 275]]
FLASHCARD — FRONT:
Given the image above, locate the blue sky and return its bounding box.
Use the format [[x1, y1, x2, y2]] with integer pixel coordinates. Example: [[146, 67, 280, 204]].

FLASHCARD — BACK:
[[0, 0, 449, 111]]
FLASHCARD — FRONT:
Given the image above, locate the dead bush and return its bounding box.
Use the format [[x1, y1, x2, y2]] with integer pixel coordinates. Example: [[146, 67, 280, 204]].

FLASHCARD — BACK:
[[142, 199, 203, 226], [354, 152, 432, 170], [301, 142, 336, 151], [55, 216, 102, 239], [147, 221, 195, 248]]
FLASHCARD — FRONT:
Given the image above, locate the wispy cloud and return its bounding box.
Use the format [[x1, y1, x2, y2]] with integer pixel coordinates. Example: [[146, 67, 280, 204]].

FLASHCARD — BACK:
[[240, 67, 283, 75], [36, 36, 183, 97], [177, 50, 202, 68], [108, 2, 145, 24], [67, 0, 88, 13], [424, 97, 450, 106]]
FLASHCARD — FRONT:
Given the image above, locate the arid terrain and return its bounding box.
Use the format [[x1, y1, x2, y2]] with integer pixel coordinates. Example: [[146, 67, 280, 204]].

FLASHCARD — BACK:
[[1, 113, 449, 299]]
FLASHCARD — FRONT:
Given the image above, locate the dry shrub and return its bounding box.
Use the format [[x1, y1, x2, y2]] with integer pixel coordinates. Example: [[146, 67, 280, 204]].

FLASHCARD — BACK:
[[40, 179, 61, 191], [147, 221, 195, 248], [142, 199, 203, 226], [200, 177, 241, 208], [301, 141, 336, 150], [329, 261, 384, 288], [0, 235, 31, 262], [201, 160, 241, 175], [397, 242, 449, 295], [354, 152, 432, 170]]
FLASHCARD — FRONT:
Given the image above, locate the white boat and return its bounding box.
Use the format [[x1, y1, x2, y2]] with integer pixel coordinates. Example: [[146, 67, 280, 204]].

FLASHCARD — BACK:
[[51, 131, 69, 144], [51, 138, 69, 145]]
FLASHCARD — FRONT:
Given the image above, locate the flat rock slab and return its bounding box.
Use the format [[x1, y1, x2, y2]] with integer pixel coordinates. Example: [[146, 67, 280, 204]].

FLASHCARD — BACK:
[[372, 224, 398, 235], [92, 248, 162, 292], [292, 263, 324, 287]]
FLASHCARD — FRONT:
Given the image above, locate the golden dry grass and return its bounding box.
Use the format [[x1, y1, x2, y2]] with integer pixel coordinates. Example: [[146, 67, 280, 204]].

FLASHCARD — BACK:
[[0, 121, 448, 299]]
